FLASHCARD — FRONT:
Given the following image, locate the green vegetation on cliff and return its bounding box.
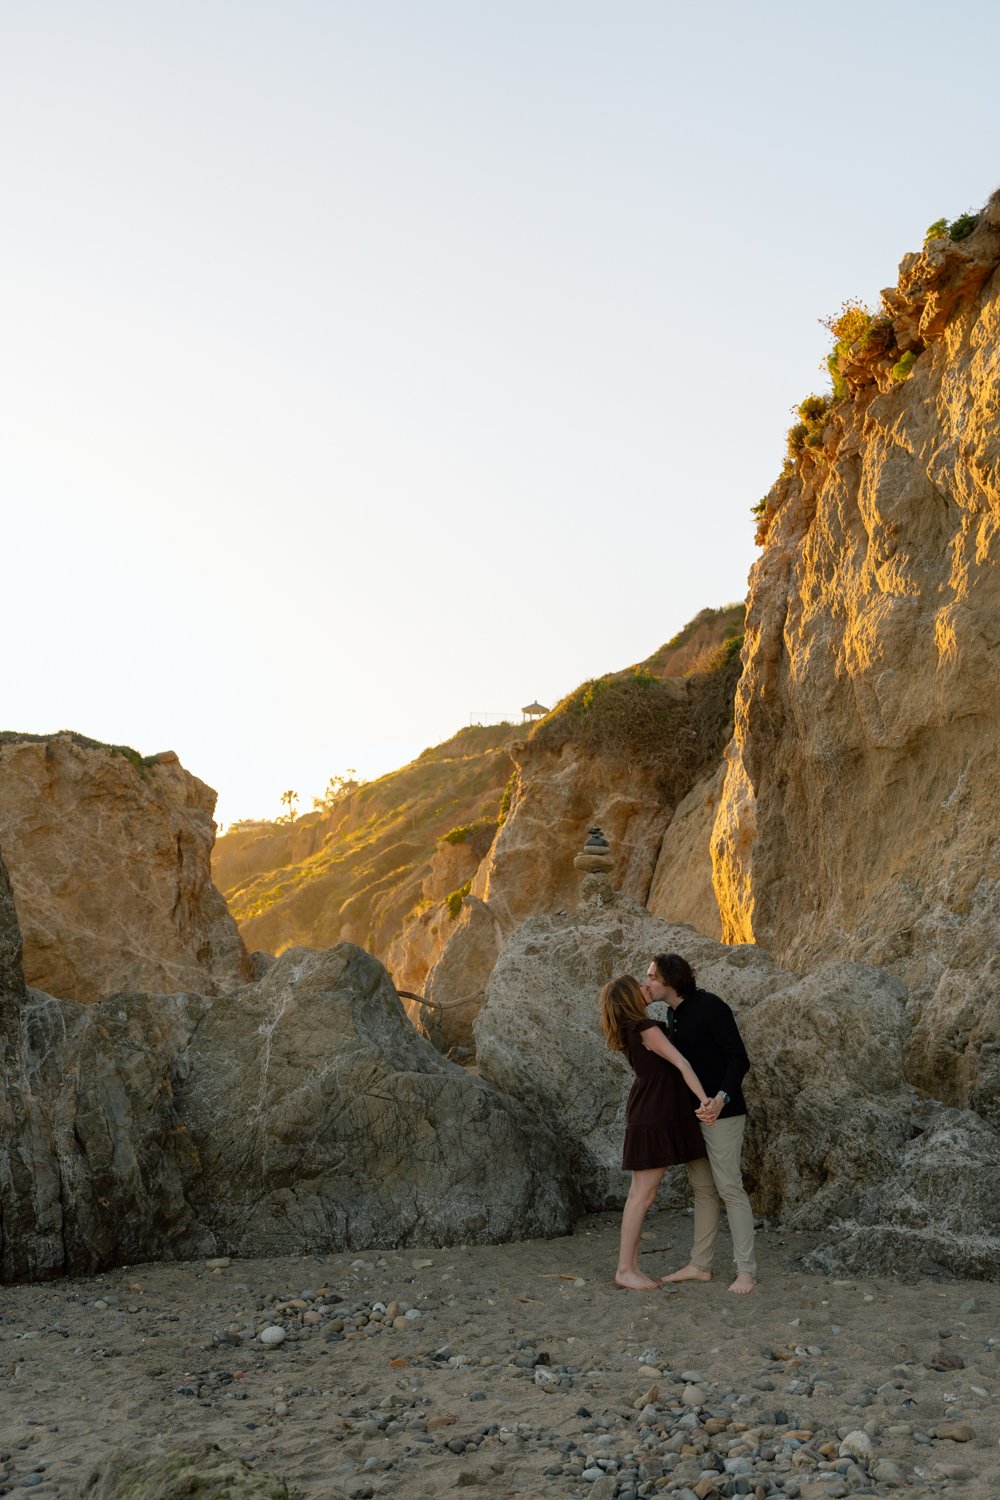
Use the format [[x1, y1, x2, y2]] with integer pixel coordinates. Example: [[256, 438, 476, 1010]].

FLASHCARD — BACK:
[[528, 606, 744, 798], [0, 730, 160, 780]]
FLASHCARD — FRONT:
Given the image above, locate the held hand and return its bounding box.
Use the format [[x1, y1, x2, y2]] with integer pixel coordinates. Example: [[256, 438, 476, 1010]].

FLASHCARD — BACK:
[[696, 1095, 722, 1124]]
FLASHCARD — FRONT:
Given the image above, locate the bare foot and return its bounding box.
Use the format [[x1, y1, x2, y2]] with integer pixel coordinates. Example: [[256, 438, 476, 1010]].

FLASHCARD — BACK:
[[614, 1270, 661, 1291], [660, 1264, 712, 1284], [729, 1273, 757, 1294]]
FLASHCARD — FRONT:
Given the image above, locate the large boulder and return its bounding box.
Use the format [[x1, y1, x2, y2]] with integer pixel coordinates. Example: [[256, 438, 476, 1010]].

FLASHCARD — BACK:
[[473, 882, 1000, 1278], [474, 883, 913, 1231], [174, 943, 579, 1256], [0, 855, 579, 1282], [0, 733, 252, 1001], [712, 203, 1000, 1122], [1, 979, 211, 1282], [801, 1106, 1000, 1280], [414, 895, 505, 1055]]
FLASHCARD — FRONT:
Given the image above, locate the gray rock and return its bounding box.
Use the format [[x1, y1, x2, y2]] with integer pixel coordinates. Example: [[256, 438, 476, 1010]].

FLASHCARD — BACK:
[[476, 883, 1000, 1272], [0, 896, 580, 1280], [801, 1108, 1000, 1279], [0, 847, 25, 1000], [176, 944, 580, 1258]]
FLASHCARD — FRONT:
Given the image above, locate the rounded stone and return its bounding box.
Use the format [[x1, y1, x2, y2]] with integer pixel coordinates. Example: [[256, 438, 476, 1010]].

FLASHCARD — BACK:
[[259, 1325, 286, 1346]]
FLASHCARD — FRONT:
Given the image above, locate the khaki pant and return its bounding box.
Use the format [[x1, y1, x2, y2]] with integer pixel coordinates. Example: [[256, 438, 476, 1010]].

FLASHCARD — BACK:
[[686, 1114, 756, 1277]]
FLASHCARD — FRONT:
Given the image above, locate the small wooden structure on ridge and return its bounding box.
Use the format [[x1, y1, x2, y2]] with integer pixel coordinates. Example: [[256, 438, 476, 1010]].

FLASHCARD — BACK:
[[521, 700, 549, 723]]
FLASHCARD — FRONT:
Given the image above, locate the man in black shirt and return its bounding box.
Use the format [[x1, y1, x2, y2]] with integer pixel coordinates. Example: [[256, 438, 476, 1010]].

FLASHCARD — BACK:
[[644, 952, 757, 1293]]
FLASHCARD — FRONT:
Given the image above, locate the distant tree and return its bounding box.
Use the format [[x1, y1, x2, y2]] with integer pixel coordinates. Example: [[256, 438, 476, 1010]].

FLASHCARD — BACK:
[[312, 769, 362, 810], [280, 789, 299, 822]]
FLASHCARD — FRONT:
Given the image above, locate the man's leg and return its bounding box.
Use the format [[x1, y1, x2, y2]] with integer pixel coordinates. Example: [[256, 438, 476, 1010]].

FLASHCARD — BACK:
[[661, 1154, 717, 1282], [702, 1115, 757, 1291]]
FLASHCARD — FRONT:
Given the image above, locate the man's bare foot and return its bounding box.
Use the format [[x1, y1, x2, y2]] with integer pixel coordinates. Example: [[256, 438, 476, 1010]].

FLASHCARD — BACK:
[[660, 1264, 712, 1284], [614, 1270, 660, 1291], [729, 1273, 757, 1294]]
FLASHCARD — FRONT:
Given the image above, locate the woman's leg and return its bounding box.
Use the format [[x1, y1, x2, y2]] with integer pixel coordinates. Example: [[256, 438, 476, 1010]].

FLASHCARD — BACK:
[[615, 1167, 666, 1289]]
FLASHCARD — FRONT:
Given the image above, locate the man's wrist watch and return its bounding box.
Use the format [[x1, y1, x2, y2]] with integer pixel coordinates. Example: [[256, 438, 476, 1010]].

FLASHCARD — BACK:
[[716, 1091, 730, 1105]]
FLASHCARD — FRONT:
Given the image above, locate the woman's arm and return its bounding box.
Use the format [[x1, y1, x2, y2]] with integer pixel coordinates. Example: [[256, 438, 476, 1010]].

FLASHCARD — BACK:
[[640, 1026, 710, 1106]]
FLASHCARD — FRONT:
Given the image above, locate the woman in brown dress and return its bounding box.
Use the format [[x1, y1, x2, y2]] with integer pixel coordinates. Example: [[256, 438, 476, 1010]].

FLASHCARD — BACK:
[[600, 974, 711, 1290]]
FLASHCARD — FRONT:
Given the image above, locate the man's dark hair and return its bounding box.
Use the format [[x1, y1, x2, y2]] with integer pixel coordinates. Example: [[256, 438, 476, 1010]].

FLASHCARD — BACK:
[[652, 953, 697, 999]]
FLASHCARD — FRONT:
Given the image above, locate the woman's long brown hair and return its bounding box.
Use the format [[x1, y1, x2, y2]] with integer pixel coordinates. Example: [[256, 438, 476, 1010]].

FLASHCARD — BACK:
[[600, 974, 650, 1053]]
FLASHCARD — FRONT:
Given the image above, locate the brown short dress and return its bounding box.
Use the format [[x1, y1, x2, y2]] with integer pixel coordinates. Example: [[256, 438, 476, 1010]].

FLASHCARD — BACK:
[[621, 1019, 707, 1171]]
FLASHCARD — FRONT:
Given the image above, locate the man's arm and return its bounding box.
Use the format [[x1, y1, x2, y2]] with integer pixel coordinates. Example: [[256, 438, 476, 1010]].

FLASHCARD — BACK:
[[700, 998, 749, 1118]]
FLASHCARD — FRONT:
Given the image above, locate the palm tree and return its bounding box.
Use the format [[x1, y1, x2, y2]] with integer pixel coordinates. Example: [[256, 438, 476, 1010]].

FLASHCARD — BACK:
[[280, 789, 298, 822]]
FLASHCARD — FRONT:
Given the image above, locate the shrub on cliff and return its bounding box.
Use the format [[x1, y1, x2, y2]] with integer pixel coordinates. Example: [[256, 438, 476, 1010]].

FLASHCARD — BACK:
[[446, 880, 471, 919], [925, 211, 980, 245], [787, 393, 832, 457], [528, 649, 741, 800], [440, 816, 498, 860], [822, 301, 875, 400], [891, 350, 917, 382]]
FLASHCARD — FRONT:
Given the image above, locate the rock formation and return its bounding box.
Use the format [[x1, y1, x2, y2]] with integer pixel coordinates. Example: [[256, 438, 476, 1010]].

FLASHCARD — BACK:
[[0, 733, 251, 1001], [0, 848, 579, 1283], [412, 640, 744, 1047], [474, 882, 1000, 1277], [713, 191, 1000, 1126], [646, 766, 725, 939]]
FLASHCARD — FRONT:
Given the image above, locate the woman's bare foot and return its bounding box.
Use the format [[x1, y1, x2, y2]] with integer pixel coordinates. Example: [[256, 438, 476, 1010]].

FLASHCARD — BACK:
[[660, 1263, 712, 1284], [729, 1273, 757, 1294], [614, 1270, 661, 1291]]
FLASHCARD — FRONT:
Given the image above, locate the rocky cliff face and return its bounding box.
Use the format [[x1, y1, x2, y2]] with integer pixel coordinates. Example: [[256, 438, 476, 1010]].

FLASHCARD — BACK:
[[0, 848, 579, 1282], [0, 733, 251, 1001], [713, 191, 1000, 1125]]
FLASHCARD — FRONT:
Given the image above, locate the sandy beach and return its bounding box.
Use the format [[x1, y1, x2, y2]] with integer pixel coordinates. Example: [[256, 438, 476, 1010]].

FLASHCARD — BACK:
[[1, 1211, 997, 1499]]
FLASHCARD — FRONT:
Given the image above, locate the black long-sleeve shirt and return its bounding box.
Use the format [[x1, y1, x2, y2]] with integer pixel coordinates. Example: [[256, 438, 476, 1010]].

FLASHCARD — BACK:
[[667, 988, 750, 1117]]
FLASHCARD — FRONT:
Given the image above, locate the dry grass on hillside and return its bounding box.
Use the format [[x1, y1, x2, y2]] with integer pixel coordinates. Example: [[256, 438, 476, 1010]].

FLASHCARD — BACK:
[[213, 724, 520, 958]]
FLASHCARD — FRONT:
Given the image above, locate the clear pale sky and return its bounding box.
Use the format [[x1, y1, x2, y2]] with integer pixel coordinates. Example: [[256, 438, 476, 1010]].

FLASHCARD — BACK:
[[4, 2, 999, 825]]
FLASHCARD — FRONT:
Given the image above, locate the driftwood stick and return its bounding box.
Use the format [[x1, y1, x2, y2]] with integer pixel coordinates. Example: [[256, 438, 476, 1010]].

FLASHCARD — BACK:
[[397, 988, 484, 1012]]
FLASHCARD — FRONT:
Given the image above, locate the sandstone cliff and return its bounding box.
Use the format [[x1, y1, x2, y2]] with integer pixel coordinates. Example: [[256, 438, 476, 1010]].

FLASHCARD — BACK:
[[713, 189, 1000, 1126], [0, 732, 251, 1001]]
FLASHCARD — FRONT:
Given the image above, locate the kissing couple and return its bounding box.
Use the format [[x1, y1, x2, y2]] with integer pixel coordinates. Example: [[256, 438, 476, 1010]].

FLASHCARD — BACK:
[[599, 953, 756, 1294]]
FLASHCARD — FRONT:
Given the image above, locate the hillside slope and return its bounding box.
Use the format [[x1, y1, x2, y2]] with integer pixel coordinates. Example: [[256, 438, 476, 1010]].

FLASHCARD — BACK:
[[213, 724, 519, 963]]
